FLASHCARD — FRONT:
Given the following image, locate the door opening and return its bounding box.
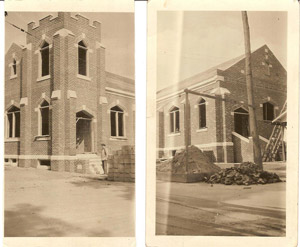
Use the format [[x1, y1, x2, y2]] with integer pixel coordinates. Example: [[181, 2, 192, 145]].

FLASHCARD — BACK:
[[76, 111, 93, 154]]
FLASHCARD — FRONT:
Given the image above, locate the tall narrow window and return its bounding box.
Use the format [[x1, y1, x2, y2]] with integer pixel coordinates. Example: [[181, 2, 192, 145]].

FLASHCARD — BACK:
[[170, 106, 180, 133], [40, 100, 50, 136], [6, 106, 20, 138], [78, 41, 87, 76], [198, 98, 206, 128], [12, 59, 17, 75], [41, 42, 50, 77], [263, 102, 274, 121], [110, 106, 124, 137]]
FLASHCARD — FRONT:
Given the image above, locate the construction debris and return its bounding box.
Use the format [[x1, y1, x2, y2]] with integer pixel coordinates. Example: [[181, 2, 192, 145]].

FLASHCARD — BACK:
[[207, 162, 281, 185], [157, 146, 221, 182]]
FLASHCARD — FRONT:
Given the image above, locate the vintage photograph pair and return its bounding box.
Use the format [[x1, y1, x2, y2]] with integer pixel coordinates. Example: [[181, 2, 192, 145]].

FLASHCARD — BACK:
[[2, 0, 299, 246]]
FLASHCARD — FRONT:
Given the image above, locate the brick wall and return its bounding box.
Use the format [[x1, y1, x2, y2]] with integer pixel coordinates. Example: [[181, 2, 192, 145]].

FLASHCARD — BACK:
[[156, 45, 286, 163], [5, 12, 135, 170]]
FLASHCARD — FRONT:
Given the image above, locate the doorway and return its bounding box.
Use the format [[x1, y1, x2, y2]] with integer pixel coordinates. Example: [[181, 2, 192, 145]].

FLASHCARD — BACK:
[[76, 111, 93, 154], [234, 107, 249, 138]]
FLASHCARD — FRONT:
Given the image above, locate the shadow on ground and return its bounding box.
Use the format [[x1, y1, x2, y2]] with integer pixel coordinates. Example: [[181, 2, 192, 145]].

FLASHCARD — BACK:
[[156, 194, 286, 236], [5, 203, 110, 237], [69, 178, 135, 201]]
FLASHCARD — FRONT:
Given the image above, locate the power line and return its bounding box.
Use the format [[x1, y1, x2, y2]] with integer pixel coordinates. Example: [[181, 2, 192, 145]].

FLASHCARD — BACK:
[[5, 19, 40, 41]]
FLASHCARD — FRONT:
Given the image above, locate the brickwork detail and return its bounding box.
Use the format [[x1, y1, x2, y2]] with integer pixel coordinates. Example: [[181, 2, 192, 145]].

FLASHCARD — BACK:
[[157, 45, 286, 163], [4, 12, 135, 172]]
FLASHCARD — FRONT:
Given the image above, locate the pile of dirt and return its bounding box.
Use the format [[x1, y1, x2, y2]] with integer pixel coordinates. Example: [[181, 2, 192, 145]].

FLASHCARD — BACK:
[[157, 145, 221, 176], [207, 162, 281, 185]]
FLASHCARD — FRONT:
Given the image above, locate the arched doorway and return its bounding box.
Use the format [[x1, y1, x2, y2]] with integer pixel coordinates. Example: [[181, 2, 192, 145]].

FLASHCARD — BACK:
[[76, 111, 93, 154], [234, 107, 249, 138]]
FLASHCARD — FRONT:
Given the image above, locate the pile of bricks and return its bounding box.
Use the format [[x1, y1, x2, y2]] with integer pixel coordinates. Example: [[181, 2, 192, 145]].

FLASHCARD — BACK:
[[107, 145, 135, 182], [207, 162, 281, 185]]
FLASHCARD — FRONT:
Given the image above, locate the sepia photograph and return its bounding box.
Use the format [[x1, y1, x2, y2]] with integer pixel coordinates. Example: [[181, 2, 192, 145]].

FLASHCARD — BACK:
[[155, 11, 288, 237], [4, 11, 135, 237]]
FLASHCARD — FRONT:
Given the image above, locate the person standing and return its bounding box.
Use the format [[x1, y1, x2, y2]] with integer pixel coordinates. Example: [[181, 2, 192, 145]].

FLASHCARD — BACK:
[[101, 144, 108, 174]]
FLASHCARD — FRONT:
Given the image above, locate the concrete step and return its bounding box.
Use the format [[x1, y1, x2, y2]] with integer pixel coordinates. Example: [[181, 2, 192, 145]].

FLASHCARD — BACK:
[[88, 160, 104, 175]]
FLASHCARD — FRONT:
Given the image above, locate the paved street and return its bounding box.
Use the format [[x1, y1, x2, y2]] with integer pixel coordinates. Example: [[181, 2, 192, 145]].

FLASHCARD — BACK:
[[5, 166, 135, 237], [156, 180, 286, 236]]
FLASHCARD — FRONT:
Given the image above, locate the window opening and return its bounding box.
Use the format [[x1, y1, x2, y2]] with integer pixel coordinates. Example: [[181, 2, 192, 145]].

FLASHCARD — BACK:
[[198, 98, 206, 128], [263, 102, 274, 121], [170, 106, 180, 133], [6, 106, 20, 138], [110, 106, 124, 137], [40, 100, 50, 136], [78, 41, 87, 76], [41, 42, 50, 77]]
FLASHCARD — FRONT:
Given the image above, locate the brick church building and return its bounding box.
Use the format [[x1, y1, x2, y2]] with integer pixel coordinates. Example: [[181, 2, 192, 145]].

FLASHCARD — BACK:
[[156, 45, 286, 164], [4, 13, 135, 172]]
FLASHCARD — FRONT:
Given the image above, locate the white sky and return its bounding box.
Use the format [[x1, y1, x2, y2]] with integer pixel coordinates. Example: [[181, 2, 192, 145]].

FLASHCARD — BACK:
[[5, 12, 134, 80], [157, 11, 287, 90]]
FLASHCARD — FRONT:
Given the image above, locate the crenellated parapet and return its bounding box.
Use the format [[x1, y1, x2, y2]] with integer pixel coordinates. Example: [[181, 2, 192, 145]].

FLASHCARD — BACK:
[[26, 12, 101, 45]]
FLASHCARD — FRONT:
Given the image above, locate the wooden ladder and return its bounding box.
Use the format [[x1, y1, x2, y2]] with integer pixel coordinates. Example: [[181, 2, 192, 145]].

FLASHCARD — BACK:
[[262, 101, 287, 162]]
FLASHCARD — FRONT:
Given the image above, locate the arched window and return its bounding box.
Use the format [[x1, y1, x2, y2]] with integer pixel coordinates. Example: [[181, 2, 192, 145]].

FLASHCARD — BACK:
[[40, 42, 50, 77], [263, 102, 274, 121], [198, 98, 206, 128], [110, 106, 124, 137], [78, 41, 87, 76], [39, 100, 50, 136], [6, 106, 20, 138], [170, 106, 180, 133], [234, 107, 249, 138], [12, 59, 17, 75]]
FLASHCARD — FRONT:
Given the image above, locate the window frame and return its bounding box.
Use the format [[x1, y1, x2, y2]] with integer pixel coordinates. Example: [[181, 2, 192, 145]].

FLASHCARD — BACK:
[[77, 40, 90, 79], [169, 106, 180, 134], [110, 106, 125, 138], [38, 100, 50, 137], [37, 41, 51, 81], [9, 58, 18, 80], [5, 107, 20, 139], [198, 98, 207, 129], [262, 102, 275, 121], [78, 41, 87, 76], [40, 42, 50, 78]]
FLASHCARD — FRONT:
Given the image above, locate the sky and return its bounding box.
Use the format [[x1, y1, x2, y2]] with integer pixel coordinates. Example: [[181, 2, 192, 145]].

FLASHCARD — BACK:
[[157, 11, 287, 90], [5, 12, 134, 80]]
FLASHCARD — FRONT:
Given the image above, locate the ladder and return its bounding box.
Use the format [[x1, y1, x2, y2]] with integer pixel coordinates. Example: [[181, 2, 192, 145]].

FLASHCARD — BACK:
[[262, 101, 287, 162]]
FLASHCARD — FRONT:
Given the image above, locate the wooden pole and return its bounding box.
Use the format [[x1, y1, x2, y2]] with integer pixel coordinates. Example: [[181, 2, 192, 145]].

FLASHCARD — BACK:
[[242, 11, 263, 170], [184, 89, 191, 173]]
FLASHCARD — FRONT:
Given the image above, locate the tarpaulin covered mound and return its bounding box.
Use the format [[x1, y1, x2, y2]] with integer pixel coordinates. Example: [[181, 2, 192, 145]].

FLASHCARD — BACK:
[[157, 145, 221, 182], [207, 161, 282, 185]]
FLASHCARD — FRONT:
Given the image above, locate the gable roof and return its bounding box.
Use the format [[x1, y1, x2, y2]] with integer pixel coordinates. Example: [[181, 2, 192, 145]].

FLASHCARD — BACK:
[[157, 44, 282, 98], [5, 42, 23, 56]]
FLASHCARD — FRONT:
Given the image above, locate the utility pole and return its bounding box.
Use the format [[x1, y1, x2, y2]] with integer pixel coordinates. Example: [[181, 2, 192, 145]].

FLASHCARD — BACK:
[[184, 89, 191, 173], [241, 11, 263, 170]]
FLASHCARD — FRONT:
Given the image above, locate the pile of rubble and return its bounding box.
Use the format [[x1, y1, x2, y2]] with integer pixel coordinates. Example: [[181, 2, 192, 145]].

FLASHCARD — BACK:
[[207, 162, 281, 185], [157, 145, 220, 175]]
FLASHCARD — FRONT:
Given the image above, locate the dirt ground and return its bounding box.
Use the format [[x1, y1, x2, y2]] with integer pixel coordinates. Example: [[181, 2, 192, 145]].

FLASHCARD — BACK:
[[156, 163, 286, 236], [4, 166, 135, 237]]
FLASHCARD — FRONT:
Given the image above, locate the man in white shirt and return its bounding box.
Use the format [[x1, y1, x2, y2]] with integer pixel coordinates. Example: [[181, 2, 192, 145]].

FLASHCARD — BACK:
[[101, 143, 108, 174]]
